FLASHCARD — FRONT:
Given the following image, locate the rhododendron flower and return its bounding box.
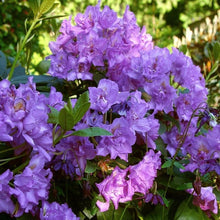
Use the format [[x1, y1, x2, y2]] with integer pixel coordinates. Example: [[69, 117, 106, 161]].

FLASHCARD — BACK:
[[40, 201, 79, 220], [187, 187, 218, 216], [97, 117, 136, 161], [96, 150, 161, 212], [89, 79, 119, 113], [0, 170, 15, 215], [96, 166, 134, 212], [10, 155, 53, 214]]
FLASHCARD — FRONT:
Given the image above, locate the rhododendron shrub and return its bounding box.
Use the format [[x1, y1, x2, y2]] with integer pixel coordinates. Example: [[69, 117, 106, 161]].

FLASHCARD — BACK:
[[0, 2, 219, 219]]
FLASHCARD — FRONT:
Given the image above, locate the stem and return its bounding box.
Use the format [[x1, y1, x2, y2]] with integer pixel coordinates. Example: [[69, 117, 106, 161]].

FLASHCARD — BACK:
[[119, 203, 129, 220], [162, 103, 206, 219], [7, 17, 39, 81], [0, 153, 26, 163]]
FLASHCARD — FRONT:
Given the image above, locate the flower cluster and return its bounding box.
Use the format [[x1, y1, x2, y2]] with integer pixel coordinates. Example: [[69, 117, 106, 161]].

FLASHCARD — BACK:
[[0, 79, 78, 218], [187, 187, 218, 216], [47, 3, 153, 87], [0, 77, 62, 161], [0, 2, 219, 219], [96, 150, 161, 212]]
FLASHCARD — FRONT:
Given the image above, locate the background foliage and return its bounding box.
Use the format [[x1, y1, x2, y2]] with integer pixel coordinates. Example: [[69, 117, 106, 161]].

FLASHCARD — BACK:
[[1, 0, 219, 68]]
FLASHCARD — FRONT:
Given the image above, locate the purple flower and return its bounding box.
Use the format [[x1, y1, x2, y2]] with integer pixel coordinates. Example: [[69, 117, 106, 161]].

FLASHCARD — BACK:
[[89, 79, 119, 113], [96, 166, 134, 212], [144, 79, 177, 114], [145, 193, 164, 205], [53, 135, 96, 177], [10, 155, 53, 214], [98, 6, 118, 29], [128, 150, 161, 194], [96, 150, 161, 212], [40, 201, 79, 220], [0, 169, 15, 215], [47, 3, 153, 87], [187, 187, 218, 216], [183, 124, 220, 175], [0, 112, 13, 141], [97, 117, 136, 161]]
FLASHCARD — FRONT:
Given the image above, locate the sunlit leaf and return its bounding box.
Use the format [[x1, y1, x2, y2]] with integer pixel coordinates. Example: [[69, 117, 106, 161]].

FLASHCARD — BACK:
[[72, 91, 90, 125], [39, 0, 55, 15], [28, 0, 40, 16], [58, 105, 74, 131]]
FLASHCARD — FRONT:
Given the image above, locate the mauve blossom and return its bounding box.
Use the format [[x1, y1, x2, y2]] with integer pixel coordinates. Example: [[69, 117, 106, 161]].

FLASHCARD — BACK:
[[97, 117, 136, 161], [53, 135, 96, 177], [128, 150, 161, 194], [89, 79, 119, 113], [183, 124, 220, 175], [187, 187, 218, 216], [47, 3, 153, 85], [0, 169, 15, 215], [40, 201, 79, 220], [145, 193, 164, 205], [96, 166, 134, 212], [98, 5, 117, 29], [96, 150, 161, 212], [10, 155, 53, 214]]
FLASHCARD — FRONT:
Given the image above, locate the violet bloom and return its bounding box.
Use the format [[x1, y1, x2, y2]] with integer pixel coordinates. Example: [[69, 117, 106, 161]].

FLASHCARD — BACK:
[[89, 79, 119, 113], [128, 150, 161, 194], [145, 193, 164, 205], [0, 112, 13, 141], [97, 117, 136, 161], [183, 124, 220, 175], [96, 166, 134, 212], [47, 3, 153, 88], [10, 155, 53, 214], [53, 135, 96, 177], [98, 5, 118, 29], [40, 201, 79, 220], [96, 150, 161, 212], [187, 187, 218, 216], [0, 169, 15, 215]]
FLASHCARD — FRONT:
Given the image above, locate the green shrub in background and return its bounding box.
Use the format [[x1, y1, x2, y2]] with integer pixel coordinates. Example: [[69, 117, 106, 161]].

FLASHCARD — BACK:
[[173, 10, 220, 108], [1, 0, 220, 76]]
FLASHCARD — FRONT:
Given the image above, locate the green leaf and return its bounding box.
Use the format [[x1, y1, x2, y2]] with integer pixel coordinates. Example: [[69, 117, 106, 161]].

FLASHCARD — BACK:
[[8, 65, 26, 79], [48, 106, 59, 124], [72, 127, 112, 137], [58, 105, 75, 131], [142, 204, 169, 220], [163, 113, 181, 132], [174, 198, 210, 220], [11, 75, 59, 85], [0, 50, 7, 79], [72, 92, 90, 125], [174, 161, 185, 170], [28, 0, 40, 16], [85, 161, 97, 174], [179, 45, 187, 54], [39, 14, 67, 21], [206, 61, 219, 82], [36, 60, 50, 74], [161, 160, 172, 168], [155, 137, 168, 157], [158, 122, 166, 135], [97, 203, 134, 220], [213, 41, 220, 61], [39, 0, 55, 15]]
